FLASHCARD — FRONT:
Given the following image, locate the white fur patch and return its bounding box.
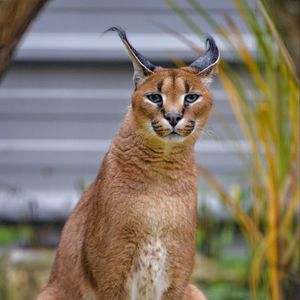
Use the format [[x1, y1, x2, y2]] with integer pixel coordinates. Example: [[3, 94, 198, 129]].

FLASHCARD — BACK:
[[201, 76, 213, 87], [176, 117, 186, 129], [127, 239, 169, 300], [160, 118, 172, 129]]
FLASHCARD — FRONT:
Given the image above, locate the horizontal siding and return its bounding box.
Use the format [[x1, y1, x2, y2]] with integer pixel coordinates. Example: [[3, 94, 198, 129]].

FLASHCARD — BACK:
[[0, 0, 255, 221], [1, 62, 251, 90], [0, 150, 248, 192], [17, 33, 256, 62], [45, 0, 241, 11], [16, 0, 256, 61], [26, 12, 249, 34]]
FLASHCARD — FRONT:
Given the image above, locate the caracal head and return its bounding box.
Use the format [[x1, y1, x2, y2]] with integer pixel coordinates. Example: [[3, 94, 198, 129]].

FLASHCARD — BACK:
[[105, 27, 220, 146]]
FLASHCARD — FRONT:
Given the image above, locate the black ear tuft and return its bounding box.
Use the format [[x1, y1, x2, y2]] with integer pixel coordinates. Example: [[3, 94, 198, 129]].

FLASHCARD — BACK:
[[189, 35, 220, 75], [103, 26, 127, 42], [104, 26, 156, 75]]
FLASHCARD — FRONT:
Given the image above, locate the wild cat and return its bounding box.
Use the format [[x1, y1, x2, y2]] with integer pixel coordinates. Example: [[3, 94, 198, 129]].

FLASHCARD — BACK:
[[38, 27, 219, 300]]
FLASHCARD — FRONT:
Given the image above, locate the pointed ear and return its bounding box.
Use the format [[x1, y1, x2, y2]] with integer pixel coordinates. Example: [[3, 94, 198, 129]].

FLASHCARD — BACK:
[[189, 35, 220, 86], [104, 27, 156, 86]]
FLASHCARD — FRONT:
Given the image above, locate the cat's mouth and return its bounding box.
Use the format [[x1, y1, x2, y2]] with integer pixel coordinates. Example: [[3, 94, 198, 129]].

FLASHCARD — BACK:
[[168, 130, 185, 137], [165, 131, 184, 141], [151, 120, 195, 139], [169, 131, 179, 136], [169, 122, 196, 138]]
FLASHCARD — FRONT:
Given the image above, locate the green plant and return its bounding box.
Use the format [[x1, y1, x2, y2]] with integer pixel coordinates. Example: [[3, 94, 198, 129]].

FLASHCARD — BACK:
[[166, 0, 299, 299], [0, 224, 33, 246]]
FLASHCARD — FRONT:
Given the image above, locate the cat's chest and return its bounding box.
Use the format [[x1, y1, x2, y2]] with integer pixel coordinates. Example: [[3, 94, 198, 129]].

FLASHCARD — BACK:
[[126, 238, 169, 300], [122, 192, 195, 299], [132, 192, 195, 231]]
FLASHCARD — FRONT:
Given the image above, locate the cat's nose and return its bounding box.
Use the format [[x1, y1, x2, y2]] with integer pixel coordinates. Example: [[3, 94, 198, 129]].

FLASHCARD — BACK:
[[164, 112, 183, 127]]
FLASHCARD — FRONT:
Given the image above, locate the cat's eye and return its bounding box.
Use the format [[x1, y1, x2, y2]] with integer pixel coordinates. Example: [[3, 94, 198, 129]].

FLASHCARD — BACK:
[[146, 93, 163, 104], [184, 94, 201, 104]]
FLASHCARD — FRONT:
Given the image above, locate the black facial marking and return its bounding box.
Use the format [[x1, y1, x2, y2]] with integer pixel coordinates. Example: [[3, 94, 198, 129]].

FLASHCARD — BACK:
[[172, 71, 176, 89], [157, 80, 163, 93], [184, 81, 190, 94]]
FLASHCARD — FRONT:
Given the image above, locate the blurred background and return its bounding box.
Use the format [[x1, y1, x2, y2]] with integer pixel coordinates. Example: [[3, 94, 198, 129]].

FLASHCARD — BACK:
[[0, 0, 299, 299]]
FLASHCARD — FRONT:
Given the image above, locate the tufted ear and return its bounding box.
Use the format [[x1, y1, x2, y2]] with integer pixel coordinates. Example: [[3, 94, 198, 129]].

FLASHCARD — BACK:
[[104, 27, 157, 86], [189, 35, 220, 86]]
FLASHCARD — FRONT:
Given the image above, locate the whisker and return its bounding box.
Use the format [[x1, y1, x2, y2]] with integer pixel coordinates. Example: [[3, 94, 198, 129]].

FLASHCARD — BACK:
[[199, 127, 219, 139]]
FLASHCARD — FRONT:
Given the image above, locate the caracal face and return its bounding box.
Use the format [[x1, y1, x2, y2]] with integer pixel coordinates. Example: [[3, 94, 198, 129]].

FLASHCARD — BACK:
[[131, 67, 213, 144]]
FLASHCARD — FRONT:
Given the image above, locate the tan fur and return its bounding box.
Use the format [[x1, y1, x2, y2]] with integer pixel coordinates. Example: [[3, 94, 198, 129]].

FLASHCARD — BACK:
[[37, 67, 214, 300]]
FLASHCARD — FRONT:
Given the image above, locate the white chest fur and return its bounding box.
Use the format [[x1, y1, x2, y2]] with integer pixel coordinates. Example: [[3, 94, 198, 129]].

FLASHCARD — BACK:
[[126, 239, 169, 300]]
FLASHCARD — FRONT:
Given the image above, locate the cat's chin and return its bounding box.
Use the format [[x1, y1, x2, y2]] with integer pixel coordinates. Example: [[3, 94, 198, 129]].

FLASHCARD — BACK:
[[164, 132, 187, 142]]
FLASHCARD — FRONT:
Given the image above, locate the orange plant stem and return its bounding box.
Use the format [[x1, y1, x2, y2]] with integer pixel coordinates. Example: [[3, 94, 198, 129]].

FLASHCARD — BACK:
[[267, 182, 281, 300]]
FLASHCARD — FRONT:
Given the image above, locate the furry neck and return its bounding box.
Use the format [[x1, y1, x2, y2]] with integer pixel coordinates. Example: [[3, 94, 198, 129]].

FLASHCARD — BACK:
[[107, 110, 196, 178]]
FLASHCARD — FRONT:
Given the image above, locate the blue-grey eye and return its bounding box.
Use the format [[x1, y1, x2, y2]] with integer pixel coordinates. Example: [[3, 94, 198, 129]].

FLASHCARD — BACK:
[[146, 93, 163, 104], [184, 94, 200, 104]]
